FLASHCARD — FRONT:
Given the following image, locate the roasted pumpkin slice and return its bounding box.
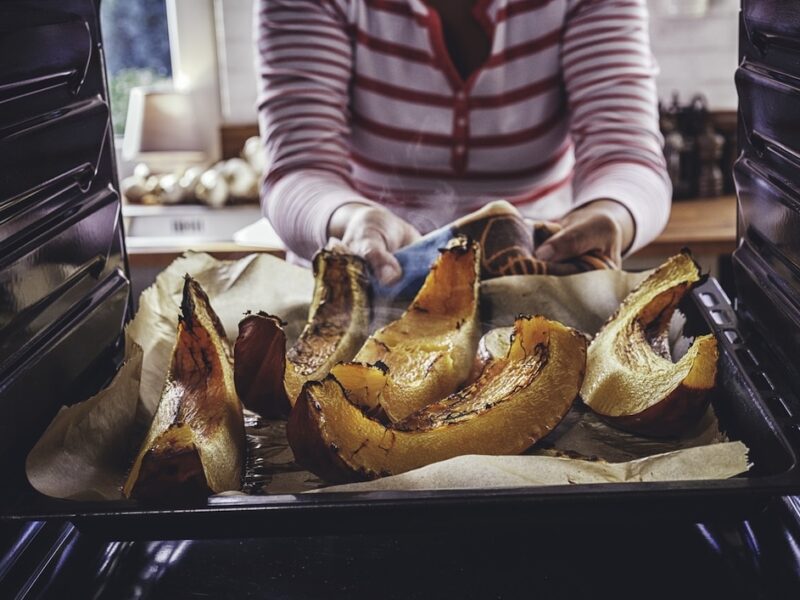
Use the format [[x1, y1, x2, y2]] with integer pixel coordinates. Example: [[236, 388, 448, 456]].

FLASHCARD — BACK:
[[233, 251, 371, 417], [353, 237, 481, 422], [329, 361, 388, 417], [286, 251, 371, 401], [123, 277, 245, 502], [288, 315, 587, 483], [581, 252, 719, 437], [466, 325, 513, 384], [234, 312, 290, 418]]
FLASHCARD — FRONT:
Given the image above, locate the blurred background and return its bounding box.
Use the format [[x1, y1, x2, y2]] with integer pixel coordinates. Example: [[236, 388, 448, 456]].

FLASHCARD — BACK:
[[105, 0, 741, 291]]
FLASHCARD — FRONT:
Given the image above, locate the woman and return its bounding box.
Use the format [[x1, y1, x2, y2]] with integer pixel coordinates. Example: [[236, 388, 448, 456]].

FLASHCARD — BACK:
[[255, 0, 670, 283]]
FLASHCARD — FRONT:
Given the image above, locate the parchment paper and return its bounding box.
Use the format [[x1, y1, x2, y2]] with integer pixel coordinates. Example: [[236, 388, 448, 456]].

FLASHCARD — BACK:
[[26, 252, 749, 501], [312, 443, 750, 493], [26, 338, 144, 500]]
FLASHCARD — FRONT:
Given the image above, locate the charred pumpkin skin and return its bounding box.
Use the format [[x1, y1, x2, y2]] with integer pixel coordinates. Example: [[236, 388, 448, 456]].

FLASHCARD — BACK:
[[287, 316, 587, 483], [232, 252, 371, 417], [234, 312, 290, 418], [124, 277, 245, 501], [581, 252, 719, 437], [353, 237, 481, 422], [284, 251, 371, 402]]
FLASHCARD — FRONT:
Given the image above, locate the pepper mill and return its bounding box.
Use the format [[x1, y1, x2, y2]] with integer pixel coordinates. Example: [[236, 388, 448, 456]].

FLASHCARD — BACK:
[[660, 101, 685, 196], [695, 119, 724, 198]]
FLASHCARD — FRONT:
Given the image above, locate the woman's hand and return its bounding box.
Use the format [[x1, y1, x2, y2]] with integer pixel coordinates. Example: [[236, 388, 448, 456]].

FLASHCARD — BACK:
[[534, 199, 634, 267], [328, 203, 421, 284]]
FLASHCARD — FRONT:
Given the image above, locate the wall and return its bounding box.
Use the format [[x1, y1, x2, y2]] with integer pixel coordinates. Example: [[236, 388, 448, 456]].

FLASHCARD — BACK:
[[214, 0, 258, 125], [213, 0, 740, 125], [648, 0, 739, 110]]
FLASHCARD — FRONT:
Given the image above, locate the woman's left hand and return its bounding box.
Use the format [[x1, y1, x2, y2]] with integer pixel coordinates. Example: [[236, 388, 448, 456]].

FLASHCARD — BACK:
[[533, 199, 634, 268]]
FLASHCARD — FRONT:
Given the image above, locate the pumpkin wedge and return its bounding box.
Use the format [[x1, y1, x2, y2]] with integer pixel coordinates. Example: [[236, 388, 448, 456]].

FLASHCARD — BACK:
[[234, 312, 289, 418], [233, 251, 371, 417], [466, 325, 514, 384], [581, 252, 719, 437], [286, 251, 372, 400], [288, 315, 587, 483], [353, 237, 481, 422], [123, 277, 245, 501]]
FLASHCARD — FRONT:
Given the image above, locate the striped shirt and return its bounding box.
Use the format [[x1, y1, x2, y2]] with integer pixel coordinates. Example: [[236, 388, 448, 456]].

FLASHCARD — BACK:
[[256, 0, 671, 260]]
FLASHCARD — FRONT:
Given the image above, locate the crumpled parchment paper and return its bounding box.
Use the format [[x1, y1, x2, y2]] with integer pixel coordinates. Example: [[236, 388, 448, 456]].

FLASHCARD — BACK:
[[26, 252, 749, 500], [311, 443, 750, 493]]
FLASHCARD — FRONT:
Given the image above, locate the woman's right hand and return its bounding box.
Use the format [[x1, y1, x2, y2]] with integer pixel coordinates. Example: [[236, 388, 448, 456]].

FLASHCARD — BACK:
[[328, 203, 421, 284]]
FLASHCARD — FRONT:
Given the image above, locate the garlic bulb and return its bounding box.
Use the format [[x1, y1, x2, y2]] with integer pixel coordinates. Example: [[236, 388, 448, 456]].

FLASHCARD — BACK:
[[195, 168, 229, 208], [221, 158, 258, 200], [121, 175, 148, 203], [158, 173, 186, 205], [243, 136, 266, 174]]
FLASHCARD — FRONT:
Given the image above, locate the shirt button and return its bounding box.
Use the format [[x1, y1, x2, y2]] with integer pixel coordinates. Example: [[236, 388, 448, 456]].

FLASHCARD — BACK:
[[455, 144, 466, 154], [456, 117, 467, 127], [455, 90, 466, 101]]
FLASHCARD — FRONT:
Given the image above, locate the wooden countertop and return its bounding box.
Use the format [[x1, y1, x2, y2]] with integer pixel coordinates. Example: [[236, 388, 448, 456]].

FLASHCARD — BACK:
[[127, 195, 739, 264], [634, 195, 737, 257]]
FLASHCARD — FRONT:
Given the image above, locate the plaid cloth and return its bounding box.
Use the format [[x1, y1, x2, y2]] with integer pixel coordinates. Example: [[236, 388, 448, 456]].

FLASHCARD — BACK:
[[371, 207, 616, 300], [455, 212, 616, 279]]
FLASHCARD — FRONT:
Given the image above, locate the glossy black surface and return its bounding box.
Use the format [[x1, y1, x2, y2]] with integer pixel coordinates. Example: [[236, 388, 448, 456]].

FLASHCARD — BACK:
[[0, 1, 796, 542], [0, 279, 796, 542], [735, 0, 800, 398], [2, 498, 800, 599], [0, 0, 130, 480], [2, 1, 800, 597]]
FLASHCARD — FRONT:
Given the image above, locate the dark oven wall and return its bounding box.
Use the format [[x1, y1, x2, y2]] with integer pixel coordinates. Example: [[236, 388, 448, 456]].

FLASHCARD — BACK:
[[0, 0, 130, 481], [735, 0, 800, 399]]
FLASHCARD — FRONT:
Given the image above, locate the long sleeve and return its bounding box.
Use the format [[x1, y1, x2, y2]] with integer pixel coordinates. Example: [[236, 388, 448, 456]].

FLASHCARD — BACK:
[[561, 0, 671, 254], [255, 0, 374, 260]]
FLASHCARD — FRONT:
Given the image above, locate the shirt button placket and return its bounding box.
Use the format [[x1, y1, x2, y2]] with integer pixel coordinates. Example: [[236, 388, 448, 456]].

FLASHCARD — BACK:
[[453, 89, 469, 173]]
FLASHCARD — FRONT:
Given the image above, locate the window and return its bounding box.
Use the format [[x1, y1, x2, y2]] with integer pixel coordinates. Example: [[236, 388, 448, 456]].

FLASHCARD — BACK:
[[101, 0, 173, 135]]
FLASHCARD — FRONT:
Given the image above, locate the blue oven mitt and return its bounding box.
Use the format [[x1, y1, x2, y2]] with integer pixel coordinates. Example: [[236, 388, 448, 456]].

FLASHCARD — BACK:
[[369, 225, 456, 301]]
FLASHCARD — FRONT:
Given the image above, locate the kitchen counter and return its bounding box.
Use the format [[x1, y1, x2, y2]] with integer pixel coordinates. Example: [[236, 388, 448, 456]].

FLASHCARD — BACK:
[[635, 195, 737, 257], [126, 196, 738, 269]]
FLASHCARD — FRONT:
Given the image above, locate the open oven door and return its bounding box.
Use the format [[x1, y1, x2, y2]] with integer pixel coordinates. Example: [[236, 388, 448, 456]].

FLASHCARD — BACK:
[[1, 0, 800, 597], [0, 0, 131, 484]]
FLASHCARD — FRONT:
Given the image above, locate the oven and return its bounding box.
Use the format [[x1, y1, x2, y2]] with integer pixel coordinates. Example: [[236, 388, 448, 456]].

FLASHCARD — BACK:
[[2, 0, 800, 597]]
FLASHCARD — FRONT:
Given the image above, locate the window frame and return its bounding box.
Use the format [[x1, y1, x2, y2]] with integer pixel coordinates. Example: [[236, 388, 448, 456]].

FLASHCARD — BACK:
[[165, 0, 222, 162], [111, 0, 222, 176]]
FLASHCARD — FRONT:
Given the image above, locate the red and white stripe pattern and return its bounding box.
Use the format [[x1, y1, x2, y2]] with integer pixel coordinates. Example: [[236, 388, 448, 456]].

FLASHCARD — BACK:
[[256, 0, 671, 260]]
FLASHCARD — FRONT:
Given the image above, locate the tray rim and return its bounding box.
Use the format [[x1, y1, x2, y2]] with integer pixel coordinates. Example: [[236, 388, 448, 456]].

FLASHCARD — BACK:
[[3, 277, 800, 537]]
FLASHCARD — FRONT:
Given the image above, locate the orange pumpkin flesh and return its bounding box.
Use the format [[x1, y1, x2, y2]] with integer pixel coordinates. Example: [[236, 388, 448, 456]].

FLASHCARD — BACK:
[[233, 251, 371, 417], [124, 277, 245, 501], [581, 252, 719, 437], [287, 315, 587, 483], [353, 237, 481, 422]]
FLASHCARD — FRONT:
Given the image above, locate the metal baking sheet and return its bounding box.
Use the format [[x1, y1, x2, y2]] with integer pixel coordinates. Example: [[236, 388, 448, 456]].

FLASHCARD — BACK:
[[2, 279, 799, 541]]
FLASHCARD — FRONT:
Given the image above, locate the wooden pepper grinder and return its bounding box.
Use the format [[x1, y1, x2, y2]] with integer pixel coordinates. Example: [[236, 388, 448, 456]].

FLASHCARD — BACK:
[[696, 116, 725, 198], [660, 99, 686, 197]]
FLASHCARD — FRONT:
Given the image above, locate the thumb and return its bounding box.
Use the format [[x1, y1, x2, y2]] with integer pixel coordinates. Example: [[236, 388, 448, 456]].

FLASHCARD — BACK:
[[350, 235, 403, 285], [377, 257, 402, 285], [534, 227, 590, 263], [324, 237, 348, 253]]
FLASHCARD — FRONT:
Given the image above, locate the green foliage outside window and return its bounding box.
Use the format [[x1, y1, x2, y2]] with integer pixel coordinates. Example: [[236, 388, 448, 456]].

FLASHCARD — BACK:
[[101, 0, 172, 136], [107, 68, 169, 136]]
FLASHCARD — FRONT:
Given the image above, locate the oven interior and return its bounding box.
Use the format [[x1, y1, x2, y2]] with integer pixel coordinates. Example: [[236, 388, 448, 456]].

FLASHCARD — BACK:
[[1, 0, 800, 544]]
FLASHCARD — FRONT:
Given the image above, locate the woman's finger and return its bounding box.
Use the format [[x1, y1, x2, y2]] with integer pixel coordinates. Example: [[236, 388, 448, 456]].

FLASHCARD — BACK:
[[349, 234, 403, 284], [324, 237, 348, 252], [534, 209, 622, 263], [535, 225, 594, 262]]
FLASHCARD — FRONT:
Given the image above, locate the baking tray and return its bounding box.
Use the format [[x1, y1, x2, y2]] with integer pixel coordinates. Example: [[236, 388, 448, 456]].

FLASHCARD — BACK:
[[2, 0, 800, 541], [2, 278, 800, 541]]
